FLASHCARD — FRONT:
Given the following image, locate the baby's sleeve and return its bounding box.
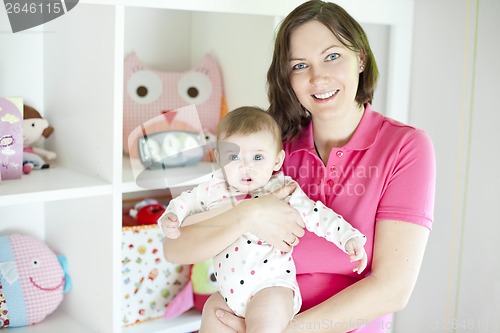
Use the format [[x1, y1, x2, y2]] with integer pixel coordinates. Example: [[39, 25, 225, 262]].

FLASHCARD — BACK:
[[158, 184, 207, 227], [286, 181, 366, 253]]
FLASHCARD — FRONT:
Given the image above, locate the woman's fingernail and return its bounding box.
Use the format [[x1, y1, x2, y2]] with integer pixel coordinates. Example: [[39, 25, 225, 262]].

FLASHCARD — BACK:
[[216, 310, 225, 318]]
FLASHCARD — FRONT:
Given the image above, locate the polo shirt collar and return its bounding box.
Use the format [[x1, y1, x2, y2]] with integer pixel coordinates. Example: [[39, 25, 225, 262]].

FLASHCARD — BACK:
[[289, 103, 383, 153]]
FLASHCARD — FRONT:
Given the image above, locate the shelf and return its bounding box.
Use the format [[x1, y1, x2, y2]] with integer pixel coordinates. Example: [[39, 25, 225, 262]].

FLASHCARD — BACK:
[[122, 156, 216, 193], [0, 167, 112, 207], [79, 0, 414, 25], [122, 309, 201, 333], [7, 309, 95, 333]]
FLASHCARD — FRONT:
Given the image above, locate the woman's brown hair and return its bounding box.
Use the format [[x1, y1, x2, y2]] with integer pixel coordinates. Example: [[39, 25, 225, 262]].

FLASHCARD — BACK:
[[267, 0, 378, 142]]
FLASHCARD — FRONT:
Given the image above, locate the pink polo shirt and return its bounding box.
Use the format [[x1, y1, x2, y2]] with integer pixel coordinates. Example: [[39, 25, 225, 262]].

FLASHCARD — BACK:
[[282, 104, 435, 332]]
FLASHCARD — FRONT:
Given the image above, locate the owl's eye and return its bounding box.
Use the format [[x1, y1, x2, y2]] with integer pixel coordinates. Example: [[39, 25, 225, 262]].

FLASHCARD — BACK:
[[127, 70, 163, 104], [187, 87, 199, 98], [136, 86, 148, 97], [178, 71, 213, 105]]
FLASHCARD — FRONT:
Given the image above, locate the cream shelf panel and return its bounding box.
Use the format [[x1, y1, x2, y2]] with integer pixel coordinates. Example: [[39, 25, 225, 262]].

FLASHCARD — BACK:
[[81, 0, 412, 24], [0, 168, 112, 207], [122, 310, 201, 333], [5, 310, 99, 333]]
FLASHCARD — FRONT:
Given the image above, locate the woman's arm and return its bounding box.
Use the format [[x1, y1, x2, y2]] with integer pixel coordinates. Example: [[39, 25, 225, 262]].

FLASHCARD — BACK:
[[163, 183, 305, 264], [215, 219, 430, 333], [287, 219, 430, 332]]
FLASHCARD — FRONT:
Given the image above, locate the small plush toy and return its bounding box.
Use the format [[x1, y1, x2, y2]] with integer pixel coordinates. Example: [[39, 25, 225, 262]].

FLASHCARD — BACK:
[[0, 234, 72, 328], [128, 199, 166, 226], [164, 259, 218, 319], [22, 105, 56, 174]]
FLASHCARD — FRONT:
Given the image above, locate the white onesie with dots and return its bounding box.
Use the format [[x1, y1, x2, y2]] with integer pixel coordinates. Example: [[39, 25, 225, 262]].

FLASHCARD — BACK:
[[160, 170, 366, 317]]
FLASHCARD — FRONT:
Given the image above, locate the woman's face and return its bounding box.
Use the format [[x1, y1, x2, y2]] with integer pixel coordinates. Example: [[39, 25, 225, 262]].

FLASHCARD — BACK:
[[288, 20, 363, 120]]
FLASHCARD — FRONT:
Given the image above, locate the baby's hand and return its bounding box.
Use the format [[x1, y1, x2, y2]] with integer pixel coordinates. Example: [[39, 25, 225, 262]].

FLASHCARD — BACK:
[[158, 212, 181, 239], [345, 237, 367, 274]]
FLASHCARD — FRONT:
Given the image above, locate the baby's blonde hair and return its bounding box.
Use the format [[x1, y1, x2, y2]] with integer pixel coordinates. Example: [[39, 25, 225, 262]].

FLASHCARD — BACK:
[[216, 106, 283, 152]]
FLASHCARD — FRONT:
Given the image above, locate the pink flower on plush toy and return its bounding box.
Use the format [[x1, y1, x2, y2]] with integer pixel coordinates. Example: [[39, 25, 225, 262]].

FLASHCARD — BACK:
[[0, 234, 72, 328]]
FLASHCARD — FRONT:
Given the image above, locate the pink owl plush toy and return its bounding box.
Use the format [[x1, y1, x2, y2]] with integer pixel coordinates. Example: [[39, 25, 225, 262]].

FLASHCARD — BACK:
[[0, 234, 72, 328], [123, 53, 226, 156]]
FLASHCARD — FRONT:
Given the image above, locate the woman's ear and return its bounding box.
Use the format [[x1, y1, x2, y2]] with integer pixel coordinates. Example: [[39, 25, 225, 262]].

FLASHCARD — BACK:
[[274, 150, 286, 171], [358, 53, 367, 73]]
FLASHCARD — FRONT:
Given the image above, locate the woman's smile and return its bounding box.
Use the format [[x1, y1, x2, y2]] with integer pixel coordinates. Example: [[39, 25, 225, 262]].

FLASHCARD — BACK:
[[313, 90, 338, 101]]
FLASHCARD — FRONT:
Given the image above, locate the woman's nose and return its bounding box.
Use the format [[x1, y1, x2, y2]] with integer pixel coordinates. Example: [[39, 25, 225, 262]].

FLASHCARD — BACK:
[[310, 66, 329, 86]]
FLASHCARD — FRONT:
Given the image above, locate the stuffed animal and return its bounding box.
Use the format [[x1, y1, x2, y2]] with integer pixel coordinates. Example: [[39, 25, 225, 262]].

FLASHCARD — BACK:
[[128, 199, 166, 226], [123, 52, 227, 156], [0, 234, 72, 328], [164, 259, 218, 319], [22, 105, 56, 174]]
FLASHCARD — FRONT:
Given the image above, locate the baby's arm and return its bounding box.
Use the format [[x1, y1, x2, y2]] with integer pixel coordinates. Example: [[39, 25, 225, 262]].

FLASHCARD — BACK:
[[157, 184, 207, 236], [285, 178, 367, 271]]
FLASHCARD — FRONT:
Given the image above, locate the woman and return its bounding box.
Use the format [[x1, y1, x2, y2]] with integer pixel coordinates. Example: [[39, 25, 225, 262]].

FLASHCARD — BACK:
[[164, 1, 435, 332]]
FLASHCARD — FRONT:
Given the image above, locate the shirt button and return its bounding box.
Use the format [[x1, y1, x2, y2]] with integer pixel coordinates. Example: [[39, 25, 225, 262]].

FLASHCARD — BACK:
[[330, 165, 336, 172], [327, 179, 335, 187], [336, 151, 344, 158]]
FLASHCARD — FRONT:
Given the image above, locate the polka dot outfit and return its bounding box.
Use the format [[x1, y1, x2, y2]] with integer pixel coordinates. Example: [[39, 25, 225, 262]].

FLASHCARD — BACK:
[[214, 232, 301, 317], [160, 170, 366, 317]]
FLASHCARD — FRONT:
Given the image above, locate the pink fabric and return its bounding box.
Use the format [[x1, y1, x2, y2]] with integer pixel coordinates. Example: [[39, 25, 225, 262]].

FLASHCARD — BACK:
[[10, 235, 64, 325], [282, 104, 435, 332], [164, 281, 194, 319]]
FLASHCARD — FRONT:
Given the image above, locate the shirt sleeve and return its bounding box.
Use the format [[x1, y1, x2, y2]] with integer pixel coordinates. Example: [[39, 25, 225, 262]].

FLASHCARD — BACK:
[[376, 129, 436, 229], [158, 183, 208, 226], [285, 177, 367, 253]]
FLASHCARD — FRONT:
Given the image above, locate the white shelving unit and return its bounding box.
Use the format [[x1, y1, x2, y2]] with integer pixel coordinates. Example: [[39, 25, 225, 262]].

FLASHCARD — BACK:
[[0, 1, 413, 332]]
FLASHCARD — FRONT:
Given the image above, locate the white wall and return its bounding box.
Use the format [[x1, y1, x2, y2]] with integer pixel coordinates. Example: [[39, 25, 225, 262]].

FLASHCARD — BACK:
[[0, 10, 44, 111], [396, 0, 500, 332]]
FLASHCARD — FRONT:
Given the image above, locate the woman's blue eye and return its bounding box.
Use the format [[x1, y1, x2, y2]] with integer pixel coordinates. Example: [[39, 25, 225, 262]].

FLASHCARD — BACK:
[[292, 63, 307, 70], [253, 154, 264, 161], [326, 53, 340, 61]]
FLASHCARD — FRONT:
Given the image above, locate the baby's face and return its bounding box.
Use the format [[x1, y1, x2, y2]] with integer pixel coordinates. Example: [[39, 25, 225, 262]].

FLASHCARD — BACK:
[[216, 131, 284, 193]]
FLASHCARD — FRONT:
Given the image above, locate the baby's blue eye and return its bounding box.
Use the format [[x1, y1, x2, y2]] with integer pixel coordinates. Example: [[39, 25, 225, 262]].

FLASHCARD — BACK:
[[253, 154, 264, 161], [326, 53, 340, 61], [228, 154, 239, 161]]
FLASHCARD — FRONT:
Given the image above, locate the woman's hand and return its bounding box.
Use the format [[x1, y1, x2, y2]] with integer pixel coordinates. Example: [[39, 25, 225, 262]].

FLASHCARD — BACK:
[[238, 182, 305, 252], [215, 309, 246, 332], [164, 182, 304, 263]]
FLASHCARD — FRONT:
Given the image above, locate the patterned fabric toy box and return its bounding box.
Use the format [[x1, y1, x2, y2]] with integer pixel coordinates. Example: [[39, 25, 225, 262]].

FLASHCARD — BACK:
[[121, 225, 189, 326], [0, 97, 23, 180]]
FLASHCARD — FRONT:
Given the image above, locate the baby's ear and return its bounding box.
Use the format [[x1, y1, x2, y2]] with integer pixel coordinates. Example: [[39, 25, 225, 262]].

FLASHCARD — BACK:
[[274, 150, 286, 171]]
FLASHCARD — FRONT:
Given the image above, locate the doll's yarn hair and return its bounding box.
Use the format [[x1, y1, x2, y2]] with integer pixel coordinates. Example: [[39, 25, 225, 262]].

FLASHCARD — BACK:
[[23, 105, 54, 138]]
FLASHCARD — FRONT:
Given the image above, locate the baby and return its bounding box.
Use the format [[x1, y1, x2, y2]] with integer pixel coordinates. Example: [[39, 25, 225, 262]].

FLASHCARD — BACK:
[[158, 106, 367, 333]]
